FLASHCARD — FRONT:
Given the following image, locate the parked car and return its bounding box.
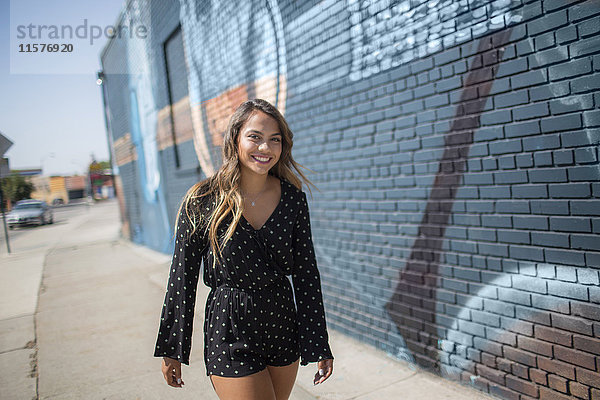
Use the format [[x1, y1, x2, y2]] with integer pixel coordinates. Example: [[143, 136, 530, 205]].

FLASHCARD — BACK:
[[52, 198, 65, 206], [7, 199, 54, 229]]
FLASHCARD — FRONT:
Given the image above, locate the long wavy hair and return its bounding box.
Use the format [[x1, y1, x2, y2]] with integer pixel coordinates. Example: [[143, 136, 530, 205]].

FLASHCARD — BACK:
[[174, 98, 316, 267]]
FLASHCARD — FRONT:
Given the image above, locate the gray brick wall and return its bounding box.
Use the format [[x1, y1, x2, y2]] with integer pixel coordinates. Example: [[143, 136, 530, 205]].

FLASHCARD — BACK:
[[101, 0, 600, 398], [281, 1, 600, 398]]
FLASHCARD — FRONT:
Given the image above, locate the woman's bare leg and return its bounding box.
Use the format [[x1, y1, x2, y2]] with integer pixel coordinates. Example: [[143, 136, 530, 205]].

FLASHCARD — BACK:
[[266, 358, 300, 400], [210, 368, 276, 400]]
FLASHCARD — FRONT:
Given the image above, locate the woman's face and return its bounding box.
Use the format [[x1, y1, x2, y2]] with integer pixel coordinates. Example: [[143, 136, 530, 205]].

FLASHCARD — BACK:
[[237, 110, 282, 177]]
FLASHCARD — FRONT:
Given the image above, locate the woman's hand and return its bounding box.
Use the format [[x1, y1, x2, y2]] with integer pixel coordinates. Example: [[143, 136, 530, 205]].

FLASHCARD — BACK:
[[161, 357, 185, 388], [313, 358, 333, 385]]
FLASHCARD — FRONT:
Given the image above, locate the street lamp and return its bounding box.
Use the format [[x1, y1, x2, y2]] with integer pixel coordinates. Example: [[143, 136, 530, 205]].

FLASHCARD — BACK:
[[96, 70, 118, 199]]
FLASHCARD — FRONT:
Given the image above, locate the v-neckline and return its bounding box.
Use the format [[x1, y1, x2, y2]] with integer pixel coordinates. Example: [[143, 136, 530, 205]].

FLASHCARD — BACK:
[[241, 177, 284, 231]]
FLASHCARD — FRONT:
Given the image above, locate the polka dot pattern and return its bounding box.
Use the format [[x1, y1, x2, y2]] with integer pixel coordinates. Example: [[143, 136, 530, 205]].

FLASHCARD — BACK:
[[153, 177, 334, 376], [203, 278, 300, 377]]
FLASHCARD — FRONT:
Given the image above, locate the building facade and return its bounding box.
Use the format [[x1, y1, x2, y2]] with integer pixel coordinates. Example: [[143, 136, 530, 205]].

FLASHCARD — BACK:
[[100, 1, 600, 398]]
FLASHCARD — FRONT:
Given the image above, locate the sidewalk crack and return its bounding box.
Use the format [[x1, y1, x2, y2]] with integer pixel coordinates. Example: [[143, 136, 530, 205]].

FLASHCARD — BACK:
[[346, 371, 418, 400], [0, 341, 34, 355]]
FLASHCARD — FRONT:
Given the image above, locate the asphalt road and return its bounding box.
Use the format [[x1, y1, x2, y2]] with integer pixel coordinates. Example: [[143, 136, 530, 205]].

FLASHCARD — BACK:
[[0, 201, 93, 255]]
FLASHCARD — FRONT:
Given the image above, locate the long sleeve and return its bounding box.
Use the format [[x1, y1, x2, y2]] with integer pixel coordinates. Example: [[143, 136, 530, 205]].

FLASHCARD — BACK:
[[153, 207, 206, 365], [291, 191, 334, 366]]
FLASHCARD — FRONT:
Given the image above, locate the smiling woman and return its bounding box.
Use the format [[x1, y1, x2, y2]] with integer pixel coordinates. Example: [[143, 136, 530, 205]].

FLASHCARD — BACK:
[[153, 99, 334, 400], [237, 111, 282, 178]]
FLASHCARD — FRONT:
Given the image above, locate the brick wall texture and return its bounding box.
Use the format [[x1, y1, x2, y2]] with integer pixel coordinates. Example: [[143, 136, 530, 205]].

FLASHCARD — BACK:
[[101, 0, 600, 398]]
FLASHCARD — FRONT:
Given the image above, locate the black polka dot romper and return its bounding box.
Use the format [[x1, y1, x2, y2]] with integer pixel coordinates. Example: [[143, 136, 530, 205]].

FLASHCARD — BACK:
[[154, 177, 334, 377]]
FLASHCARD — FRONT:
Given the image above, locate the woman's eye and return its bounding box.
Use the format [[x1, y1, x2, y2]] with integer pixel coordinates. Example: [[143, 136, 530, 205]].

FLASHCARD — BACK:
[[272, 138, 281, 142]]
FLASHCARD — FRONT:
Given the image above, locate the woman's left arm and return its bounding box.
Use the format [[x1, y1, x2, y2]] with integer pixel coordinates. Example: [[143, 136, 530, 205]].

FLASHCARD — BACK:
[[291, 191, 335, 371]]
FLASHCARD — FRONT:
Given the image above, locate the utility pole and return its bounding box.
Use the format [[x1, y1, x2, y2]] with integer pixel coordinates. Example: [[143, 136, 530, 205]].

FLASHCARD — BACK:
[[0, 184, 11, 254], [0, 157, 12, 254]]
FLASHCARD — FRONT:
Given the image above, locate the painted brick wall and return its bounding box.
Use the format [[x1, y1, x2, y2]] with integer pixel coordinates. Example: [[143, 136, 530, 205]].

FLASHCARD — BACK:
[[278, 1, 600, 398], [101, 0, 600, 398], [147, 0, 204, 228], [101, 0, 204, 251]]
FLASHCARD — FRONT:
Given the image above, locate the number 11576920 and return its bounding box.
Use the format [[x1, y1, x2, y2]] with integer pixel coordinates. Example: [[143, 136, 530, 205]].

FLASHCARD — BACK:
[[18, 43, 73, 53]]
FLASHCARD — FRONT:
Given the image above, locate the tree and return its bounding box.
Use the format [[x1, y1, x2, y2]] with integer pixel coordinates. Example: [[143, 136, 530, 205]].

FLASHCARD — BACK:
[[1, 174, 34, 205], [88, 160, 111, 174]]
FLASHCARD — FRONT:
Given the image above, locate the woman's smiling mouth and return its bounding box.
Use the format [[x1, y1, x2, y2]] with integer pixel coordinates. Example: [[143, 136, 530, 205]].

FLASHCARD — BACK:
[[252, 155, 272, 164]]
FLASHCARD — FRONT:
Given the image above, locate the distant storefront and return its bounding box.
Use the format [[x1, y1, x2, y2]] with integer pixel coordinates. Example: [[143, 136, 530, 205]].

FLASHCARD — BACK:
[[90, 172, 115, 200], [65, 175, 87, 201], [28, 172, 87, 204]]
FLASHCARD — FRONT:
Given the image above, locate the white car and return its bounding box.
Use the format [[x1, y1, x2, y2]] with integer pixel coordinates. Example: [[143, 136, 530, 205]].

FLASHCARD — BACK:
[[7, 199, 54, 229]]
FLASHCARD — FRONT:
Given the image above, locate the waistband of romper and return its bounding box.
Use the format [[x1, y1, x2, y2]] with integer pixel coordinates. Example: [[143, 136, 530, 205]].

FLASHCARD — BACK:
[[214, 274, 289, 293]]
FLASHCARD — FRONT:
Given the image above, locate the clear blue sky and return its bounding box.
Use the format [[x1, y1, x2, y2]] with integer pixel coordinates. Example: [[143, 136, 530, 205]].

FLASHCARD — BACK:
[[1, 0, 126, 176]]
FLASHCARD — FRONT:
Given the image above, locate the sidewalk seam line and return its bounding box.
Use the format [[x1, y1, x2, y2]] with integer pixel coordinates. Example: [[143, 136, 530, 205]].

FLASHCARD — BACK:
[[0, 346, 33, 355], [0, 312, 34, 322], [345, 371, 418, 400]]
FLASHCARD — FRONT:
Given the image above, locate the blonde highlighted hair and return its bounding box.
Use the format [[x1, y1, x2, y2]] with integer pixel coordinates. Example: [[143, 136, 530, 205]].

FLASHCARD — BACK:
[[174, 98, 316, 267]]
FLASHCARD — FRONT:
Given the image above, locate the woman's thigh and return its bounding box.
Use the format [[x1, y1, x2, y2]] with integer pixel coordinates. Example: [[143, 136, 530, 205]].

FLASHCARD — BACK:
[[266, 358, 300, 400], [210, 368, 276, 400]]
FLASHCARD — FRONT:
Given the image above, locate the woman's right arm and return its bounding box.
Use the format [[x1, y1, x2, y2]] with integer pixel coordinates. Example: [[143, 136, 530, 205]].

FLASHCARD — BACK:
[[153, 207, 206, 366]]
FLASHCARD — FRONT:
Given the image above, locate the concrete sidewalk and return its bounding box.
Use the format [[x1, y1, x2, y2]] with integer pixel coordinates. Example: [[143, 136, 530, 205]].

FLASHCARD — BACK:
[[0, 200, 494, 399]]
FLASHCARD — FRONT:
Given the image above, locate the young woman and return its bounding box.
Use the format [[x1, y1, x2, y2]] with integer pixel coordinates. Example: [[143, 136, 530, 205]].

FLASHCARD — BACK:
[[153, 99, 334, 400]]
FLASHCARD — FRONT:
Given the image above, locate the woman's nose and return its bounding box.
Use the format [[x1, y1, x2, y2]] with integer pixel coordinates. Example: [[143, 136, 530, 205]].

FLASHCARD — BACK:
[[258, 141, 269, 151]]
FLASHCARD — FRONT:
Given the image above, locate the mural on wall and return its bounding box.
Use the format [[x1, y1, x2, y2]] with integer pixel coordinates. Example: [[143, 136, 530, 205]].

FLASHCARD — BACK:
[[280, 0, 600, 396], [284, 0, 518, 96], [348, 0, 518, 81], [179, 0, 288, 175], [125, 0, 171, 250], [384, 27, 514, 375], [156, 27, 196, 153], [100, 0, 600, 397]]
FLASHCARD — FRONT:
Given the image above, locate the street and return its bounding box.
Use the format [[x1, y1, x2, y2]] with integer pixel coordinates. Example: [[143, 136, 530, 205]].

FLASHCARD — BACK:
[[0, 202, 91, 254]]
